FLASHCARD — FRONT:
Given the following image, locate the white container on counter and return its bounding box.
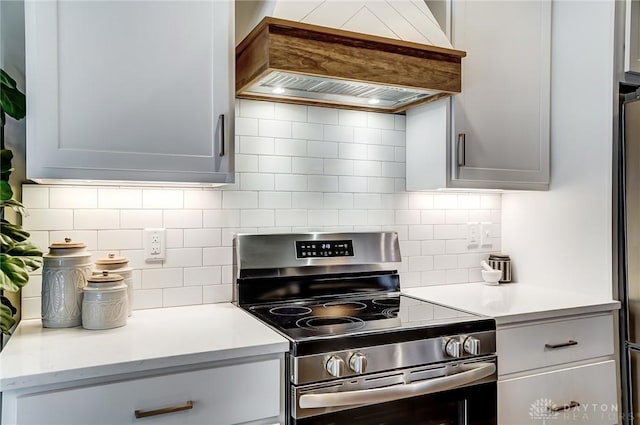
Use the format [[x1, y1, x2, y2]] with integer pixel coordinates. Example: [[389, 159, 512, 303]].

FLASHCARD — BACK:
[[82, 271, 128, 330], [94, 253, 133, 316], [41, 238, 92, 328]]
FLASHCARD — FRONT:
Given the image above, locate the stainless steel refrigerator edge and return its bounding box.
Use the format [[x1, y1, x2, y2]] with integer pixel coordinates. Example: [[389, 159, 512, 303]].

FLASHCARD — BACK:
[[619, 85, 640, 425]]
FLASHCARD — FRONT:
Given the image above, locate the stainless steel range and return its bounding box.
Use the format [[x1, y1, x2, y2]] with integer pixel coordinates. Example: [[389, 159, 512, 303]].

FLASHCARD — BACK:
[[235, 232, 497, 425]]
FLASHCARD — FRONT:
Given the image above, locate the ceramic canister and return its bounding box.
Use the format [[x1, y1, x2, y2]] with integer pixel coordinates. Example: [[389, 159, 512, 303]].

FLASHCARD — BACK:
[[94, 253, 133, 316], [82, 271, 128, 330], [41, 238, 93, 328]]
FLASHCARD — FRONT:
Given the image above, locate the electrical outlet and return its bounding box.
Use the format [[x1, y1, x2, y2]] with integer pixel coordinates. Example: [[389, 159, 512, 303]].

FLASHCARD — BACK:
[[466, 222, 480, 248], [144, 228, 166, 261], [480, 222, 493, 247]]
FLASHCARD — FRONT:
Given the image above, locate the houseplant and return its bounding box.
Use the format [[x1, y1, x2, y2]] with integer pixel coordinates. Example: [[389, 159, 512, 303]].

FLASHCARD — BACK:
[[1, 68, 43, 334]]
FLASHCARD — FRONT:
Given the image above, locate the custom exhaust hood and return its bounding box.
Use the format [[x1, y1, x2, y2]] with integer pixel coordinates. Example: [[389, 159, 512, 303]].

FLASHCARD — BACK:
[[236, 1, 466, 113]]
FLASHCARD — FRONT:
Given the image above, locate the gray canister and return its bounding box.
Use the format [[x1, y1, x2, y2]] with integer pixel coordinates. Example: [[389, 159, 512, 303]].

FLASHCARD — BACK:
[[82, 271, 128, 330], [41, 238, 92, 328], [94, 253, 133, 316], [488, 253, 512, 283]]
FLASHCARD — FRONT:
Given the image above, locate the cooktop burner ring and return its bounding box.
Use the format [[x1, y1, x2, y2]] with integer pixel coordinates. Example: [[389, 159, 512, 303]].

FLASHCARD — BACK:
[[269, 306, 313, 316], [382, 307, 399, 318], [295, 316, 366, 332], [322, 301, 368, 311], [372, 298, 400, 307]]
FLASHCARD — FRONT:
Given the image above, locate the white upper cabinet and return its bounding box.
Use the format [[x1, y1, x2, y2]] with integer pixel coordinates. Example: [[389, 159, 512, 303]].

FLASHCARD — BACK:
[[407, 0, 551, 191], [25, 0, 234, 185]]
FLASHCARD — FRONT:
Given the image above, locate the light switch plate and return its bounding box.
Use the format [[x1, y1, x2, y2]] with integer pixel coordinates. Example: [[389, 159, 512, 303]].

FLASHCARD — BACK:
[[480, 222, 493, 247], [144, 228, 166, 261]]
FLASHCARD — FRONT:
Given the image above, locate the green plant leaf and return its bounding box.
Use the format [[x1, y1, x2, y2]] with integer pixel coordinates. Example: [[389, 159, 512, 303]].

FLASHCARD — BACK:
[[1, 295, 17, 315], [0, 149, 14, 176], [0, 253, 29, 291], [0, 199, 26, 216], [0, 302, 17, 334], [0, 220, 30, 243], [0, 180, 13, 202], [0, 69, 26, 122], [5, 242, 43, 272]]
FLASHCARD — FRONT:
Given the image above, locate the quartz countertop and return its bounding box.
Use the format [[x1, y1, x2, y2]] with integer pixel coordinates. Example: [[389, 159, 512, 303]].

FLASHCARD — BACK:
[[0, 303, 289, 392], [404, 282, 620, 325]]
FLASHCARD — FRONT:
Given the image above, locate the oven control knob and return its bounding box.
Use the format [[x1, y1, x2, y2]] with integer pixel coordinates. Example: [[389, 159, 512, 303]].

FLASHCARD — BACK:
[[444, 337, 462, 358], [349, 352, 368, 374], [463, 336, 480, 355], [326, 355, 345, 377]]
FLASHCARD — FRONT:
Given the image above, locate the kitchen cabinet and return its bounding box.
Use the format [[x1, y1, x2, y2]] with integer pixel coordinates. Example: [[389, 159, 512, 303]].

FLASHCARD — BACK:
[[406, 0, 551, 190], [24, 0, 234, 185], [626, 0, 640, 74], [2, 355, 283, 425], [497, 313, 617, 424]]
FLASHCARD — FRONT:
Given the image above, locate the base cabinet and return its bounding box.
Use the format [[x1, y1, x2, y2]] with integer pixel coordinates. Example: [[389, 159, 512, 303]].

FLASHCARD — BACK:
[[496, 313, 618, 425], [2, 357, 282, 425], [499, 360, 617, 425]]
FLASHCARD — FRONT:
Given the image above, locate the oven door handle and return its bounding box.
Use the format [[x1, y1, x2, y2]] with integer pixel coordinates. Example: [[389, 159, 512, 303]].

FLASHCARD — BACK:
[[298, 362, 496, 409]]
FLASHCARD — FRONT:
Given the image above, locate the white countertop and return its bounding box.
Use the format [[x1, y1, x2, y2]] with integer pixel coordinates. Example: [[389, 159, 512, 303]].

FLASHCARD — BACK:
[[405, 282, 620, 325], [0, 303, 288, 392]]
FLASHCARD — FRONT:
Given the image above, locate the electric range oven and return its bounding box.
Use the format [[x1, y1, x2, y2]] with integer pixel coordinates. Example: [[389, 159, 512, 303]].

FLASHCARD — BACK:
[[235, 232, 497, 425]]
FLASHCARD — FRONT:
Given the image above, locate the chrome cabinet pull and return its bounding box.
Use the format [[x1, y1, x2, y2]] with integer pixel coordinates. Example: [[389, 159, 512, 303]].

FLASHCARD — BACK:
[[134, 400, 194, 419], [457, 133, 466, 166], [548, 400, 580, 412], [545, 340, 578, 349], [218, 114, 225, 157]]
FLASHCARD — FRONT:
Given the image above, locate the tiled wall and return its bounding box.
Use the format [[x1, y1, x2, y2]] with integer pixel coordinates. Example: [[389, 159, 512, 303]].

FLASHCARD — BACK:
[[21, 100, 501, 318]]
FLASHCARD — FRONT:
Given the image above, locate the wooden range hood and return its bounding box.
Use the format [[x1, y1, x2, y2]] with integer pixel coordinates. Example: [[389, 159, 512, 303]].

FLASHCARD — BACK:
[[236, 17, 466, 113]]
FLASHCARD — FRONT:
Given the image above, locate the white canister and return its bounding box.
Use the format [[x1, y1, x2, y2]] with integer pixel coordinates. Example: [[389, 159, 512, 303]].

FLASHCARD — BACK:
[[94, 253, 133, 316], [82, 271, 128, 330], [41, 238, 92, 328]]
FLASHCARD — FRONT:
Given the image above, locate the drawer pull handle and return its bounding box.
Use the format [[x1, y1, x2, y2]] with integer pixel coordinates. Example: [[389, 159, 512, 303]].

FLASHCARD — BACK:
[[545, 340, 578, 349], [134, 400, 194, 419], [547, 400, 580, 412]]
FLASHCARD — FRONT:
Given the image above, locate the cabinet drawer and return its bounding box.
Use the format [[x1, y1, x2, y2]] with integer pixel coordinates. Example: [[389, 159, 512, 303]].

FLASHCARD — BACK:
[[498, 360, 617, 425], [5, 358, 281, 425], [497, 314, 614, 375]]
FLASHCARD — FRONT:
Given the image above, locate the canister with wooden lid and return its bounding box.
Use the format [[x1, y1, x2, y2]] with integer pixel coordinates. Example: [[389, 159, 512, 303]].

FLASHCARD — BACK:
[[94, 253, 133, 316], [82, 271, 128, 330], [41, 238, 92, 328]]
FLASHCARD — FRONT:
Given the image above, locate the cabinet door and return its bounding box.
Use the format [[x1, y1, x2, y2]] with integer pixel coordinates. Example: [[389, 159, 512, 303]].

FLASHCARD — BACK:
[[626, 0, 640, 74], [4, 358, 282, 425], [498, 360, 617, 425], [451, 0, 550, 190], [25, 0, 234, 185]]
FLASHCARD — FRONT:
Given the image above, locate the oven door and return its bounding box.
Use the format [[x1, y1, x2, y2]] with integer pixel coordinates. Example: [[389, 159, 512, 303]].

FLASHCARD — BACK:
[[291, 358, 497, 425]]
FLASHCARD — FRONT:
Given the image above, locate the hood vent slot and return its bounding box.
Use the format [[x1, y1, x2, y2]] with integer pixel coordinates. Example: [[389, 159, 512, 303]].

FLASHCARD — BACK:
[[236, 18, 466, 113]]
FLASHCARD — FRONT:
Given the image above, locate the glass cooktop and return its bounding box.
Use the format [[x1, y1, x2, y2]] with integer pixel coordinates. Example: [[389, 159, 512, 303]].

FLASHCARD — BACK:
[[246, 293, 484, 342]]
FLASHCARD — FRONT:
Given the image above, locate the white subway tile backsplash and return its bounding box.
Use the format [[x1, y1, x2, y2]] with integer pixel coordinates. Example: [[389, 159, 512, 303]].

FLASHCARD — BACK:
[[164, 210, 203, 229], [259, 119, 292, 138], [275, 139, 307, 157], [22, 185, 49, 208], [259, 192, 292, 209], [143, 190, 183, 209], [21, 297, 41, 319], [141, 268, 183, 289], [24, 100, 502, 312], [74, 209, 119, 230], [28, 231, 49, 253], [308, 106, 338, 124], [324, 125, 353, 143], [23, 274, 42, 298], [223, 191, 258, 209], [239, 136, 275, 155], [183, 190, 222, 210], [241, 173, 275, 191], [24, 209, 73, 231], [184, 228, 222, 248], [274, 103, 307, 122], [50, 187, 97, 209], [293, 122, 324, 140], [98, 188, 142, 209]]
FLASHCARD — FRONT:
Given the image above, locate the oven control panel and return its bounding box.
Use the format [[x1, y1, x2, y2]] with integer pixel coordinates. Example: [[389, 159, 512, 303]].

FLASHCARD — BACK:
[[295, 240, 354, 258]]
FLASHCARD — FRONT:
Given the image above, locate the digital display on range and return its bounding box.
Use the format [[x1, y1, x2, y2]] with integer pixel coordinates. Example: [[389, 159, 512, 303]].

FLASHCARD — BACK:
[[295, 240, 354, 258]]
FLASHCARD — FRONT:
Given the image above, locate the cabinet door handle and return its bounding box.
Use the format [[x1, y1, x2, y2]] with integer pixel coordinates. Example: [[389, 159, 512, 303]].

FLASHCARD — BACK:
[[218, 114, 225, 157], [547, 400, 580, 412], [457, 133, 466, 166], [544, 340, 578, 349], [134, 400, 194, 419]]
